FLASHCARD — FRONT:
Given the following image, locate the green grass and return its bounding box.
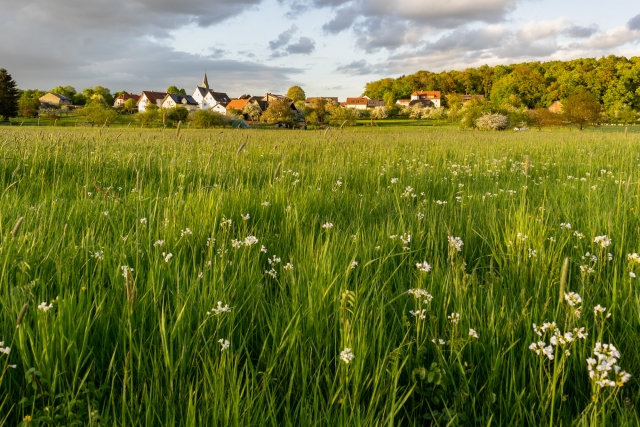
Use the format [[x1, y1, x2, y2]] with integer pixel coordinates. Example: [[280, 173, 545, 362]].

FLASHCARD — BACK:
[[0, 127, 639, 426]]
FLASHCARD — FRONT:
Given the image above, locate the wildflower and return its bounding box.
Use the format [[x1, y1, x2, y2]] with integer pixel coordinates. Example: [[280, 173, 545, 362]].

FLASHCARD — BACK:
[[409, 309, 427, 319], [220, 218, 233, 227], [162, 252, 173, 263], [121, 265, 134, 278], [469, 329, 479, 339], [102, 211, 109, 216], [548, 237, 556, 242], [335, 180, 342, 187], [574, 327, 588, 339], [564, 292, 582, 306], [631, 272, 637, 278], [447, 312, 460, 324], [283, 263, 294, 270], [154, 240, 165, 247], [241, 214, 250, 221], [268, 255, 281, 265], [23, 415, 32, 423], [265, 269, 277, 278], [528, 248, 537, 258], [407, 289, 433, 304], [416, 261, 431, 273], [207, 301, 231, 315], [448, 236, 464, 252], [350, 261, 358, 269], [340, 348, 355, 364], [244, 236, 258, 246], [181, 228, 192, 237], [38, 301, 54, 312], [197, 272, 204, 279], [560, 223, 572, 230], [529, 341, 554, 360], [390, 178, 399, 184], [260, 245, 267, 253], [321, 222, 334, 229], [92, 250, 104, 260], [627, 253, 640, 264], [517, 233, 528, 242], [0, 342, 10, 355], [607, 253, 613, 261], [140, 218, 147, 224], [594, 235, 611, 248], [594, 305, 609, 316], [400, 233, 411, 245], [218, 339, 230, 352], [417, 212, 425, 220], [261, 201, 270, 207], [231, 239, 243, 248], [432, 338, 446, 345], [574, 231, 585, 239]]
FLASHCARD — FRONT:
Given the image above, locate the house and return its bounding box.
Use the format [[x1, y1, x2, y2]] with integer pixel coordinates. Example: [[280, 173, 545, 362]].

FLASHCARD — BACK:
[[408, 99, 434, 108], [410, 91, 441, 107], [113, 93, 140, 107], [137, 91, 167, 112], [396, 99, 411, 107], [39, 93, 73, 106], [459, 94, 485, 103], [549, 101, 562, 113], [192, 72, 231, 114], [160, 93, 199, 112], [345, 96, 385, 109]]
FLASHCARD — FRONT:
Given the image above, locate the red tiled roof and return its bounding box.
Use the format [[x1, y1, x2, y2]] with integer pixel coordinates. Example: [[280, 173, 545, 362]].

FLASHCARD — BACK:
[[346, 98, 368, 105]]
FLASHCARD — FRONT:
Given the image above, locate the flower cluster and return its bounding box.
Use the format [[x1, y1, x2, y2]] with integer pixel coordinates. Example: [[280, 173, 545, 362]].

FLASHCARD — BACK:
[[409, 309, 427, 319], [218, 339, 230, 352], [321, 222, 334, 229], [447, 312, 460, 324], [529, 341, 555, 360], [407, 289, 433, 304], [448, 236, 464, 252], [594, 235, 611, 248], [38, 301, 54, 312], [207, 301, 231, 316], [587, 343, 631, 387], [416, 261, 431, 273], [340, 348, 355, 364], [0, 341, 10, 355]]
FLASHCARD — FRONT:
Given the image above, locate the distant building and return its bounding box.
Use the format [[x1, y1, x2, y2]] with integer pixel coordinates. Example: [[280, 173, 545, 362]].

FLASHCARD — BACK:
[[192, 72, 231, 114], [396, 99, 411, 107], [408, 99, 434, 108], [39, 93, 73, 106], [345, 96, 385, 109], [137, 91, 167, 112], [160, 93, 199, 112], [410, 91, 441, 107], [549, 101, 562, 113], [114, 93, 140, 107], [459, 94, 485, 103]]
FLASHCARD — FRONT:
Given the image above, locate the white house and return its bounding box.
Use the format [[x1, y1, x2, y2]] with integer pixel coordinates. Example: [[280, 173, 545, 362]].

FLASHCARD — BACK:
[[192, 73, 231, 114], [160, 94, 199, 112], [410, 91, 441, 108], [345, 96, 385, 110], [137, 91, 167, 112]]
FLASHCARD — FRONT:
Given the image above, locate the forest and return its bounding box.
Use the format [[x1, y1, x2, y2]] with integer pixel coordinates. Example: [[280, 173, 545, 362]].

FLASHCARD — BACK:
[[363, 56, 640, 114]]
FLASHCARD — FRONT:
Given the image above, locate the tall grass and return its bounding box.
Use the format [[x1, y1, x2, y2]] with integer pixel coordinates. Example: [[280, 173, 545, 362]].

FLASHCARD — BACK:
[[0, 127, 638, 426]]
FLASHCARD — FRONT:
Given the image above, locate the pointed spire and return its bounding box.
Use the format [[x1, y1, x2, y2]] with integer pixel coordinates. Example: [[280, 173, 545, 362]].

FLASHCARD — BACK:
[[201, 71, 209, 91]]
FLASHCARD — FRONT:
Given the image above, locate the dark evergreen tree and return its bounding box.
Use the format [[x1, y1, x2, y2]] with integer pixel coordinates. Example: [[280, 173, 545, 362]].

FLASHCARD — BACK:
[[0, 68, 19, 119]]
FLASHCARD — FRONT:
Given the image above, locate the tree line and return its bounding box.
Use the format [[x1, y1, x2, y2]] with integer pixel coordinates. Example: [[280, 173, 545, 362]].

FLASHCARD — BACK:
[[363, 55, 640, 120]]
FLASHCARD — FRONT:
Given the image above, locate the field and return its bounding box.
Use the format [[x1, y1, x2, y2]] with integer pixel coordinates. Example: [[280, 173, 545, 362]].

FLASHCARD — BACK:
[[0, 127, 639, 426]]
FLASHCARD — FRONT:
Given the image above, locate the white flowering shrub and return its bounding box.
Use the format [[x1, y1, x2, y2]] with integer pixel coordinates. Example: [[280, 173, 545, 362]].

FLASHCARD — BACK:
[[370, 106, 389, 120], [475, 112, 509, 130]]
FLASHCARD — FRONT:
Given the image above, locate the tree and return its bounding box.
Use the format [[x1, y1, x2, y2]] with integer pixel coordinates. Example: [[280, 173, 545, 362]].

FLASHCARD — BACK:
[[165, 106, 189, 124], [136, 104, 161, 127], [262, 98, 295, 124], [78, 103, 119, 127], [327, 107, 358, 126], [475, 112, 509, 130], [124, 98, 137, 114], [285, 86, 306, 102], [50, 86, 77, 99], [619, 106, 638, 125], [190, 110, 222, 128], [370, 106, 389, 120], [562, 90, 601, 130], [82, 86, 113, 106], [309, 98, 327, 121], [167, 86, 187, 95], [243, 102, 263, 122], [383, 92, 396, 108], [527, 107, 562, 130], [0, 69, 19, 120]]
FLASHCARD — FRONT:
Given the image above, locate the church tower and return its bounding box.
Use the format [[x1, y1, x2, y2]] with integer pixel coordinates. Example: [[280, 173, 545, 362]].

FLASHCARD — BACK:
[[201, 72, 210, 91]]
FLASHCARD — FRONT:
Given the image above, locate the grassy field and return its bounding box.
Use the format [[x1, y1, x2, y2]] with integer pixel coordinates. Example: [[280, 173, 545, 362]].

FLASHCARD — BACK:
[[0, 127, 639, 426]]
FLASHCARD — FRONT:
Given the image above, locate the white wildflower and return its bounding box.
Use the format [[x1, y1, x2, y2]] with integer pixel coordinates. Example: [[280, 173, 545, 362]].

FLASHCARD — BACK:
[[340, 348, 355, 364]]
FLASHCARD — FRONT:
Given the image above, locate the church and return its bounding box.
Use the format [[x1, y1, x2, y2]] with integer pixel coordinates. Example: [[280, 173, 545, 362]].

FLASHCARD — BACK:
[[191, 72, 231, 114]]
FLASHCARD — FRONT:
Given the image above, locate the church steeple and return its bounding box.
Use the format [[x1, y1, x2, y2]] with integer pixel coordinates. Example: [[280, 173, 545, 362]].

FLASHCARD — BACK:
[[201, 71, 209, 91]]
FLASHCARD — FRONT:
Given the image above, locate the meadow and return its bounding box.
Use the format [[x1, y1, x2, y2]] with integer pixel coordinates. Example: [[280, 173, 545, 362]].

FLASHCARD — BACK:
[[0, 126, 639, 426]]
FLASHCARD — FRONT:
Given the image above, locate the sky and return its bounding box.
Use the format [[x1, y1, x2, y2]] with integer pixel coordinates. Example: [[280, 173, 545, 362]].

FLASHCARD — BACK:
[[1, 0, 639, 100]]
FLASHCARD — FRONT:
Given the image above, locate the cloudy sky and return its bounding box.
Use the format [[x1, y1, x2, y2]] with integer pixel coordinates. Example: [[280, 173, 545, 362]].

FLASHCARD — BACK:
[[1, 0, 639, 99]]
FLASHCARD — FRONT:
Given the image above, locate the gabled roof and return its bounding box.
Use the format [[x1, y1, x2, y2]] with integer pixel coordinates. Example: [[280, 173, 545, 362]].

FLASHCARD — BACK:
[[115, 93, 140, 102], [164, 93, 198, 106], [411, 91, 441, 99], [138, 91, 167, 105], [346, 98, 368, 105], [45, 93, 73, 101], [196, 87, 231, 104], [226, 99, 250, 111]]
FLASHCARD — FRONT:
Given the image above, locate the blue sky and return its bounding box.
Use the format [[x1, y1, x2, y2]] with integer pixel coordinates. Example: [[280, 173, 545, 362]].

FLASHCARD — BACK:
[[1, 0, 639, 99]]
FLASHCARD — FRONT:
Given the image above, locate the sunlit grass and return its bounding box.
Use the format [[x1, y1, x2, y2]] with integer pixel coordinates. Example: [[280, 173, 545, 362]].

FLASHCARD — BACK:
[[0, 127, 639, 426]]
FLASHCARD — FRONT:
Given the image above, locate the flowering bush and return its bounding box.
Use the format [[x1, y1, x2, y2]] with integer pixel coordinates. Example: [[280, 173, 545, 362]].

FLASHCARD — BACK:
[[475, 112, 509, 130]]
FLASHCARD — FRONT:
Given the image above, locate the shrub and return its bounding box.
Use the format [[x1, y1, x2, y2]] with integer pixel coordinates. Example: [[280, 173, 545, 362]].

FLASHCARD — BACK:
[[475, 112, 509, 130], [370, 106, 389, 120]]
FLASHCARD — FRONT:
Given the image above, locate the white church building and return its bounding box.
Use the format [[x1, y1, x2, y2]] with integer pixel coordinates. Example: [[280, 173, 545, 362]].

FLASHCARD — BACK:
[[192, 73, 231, 114]]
